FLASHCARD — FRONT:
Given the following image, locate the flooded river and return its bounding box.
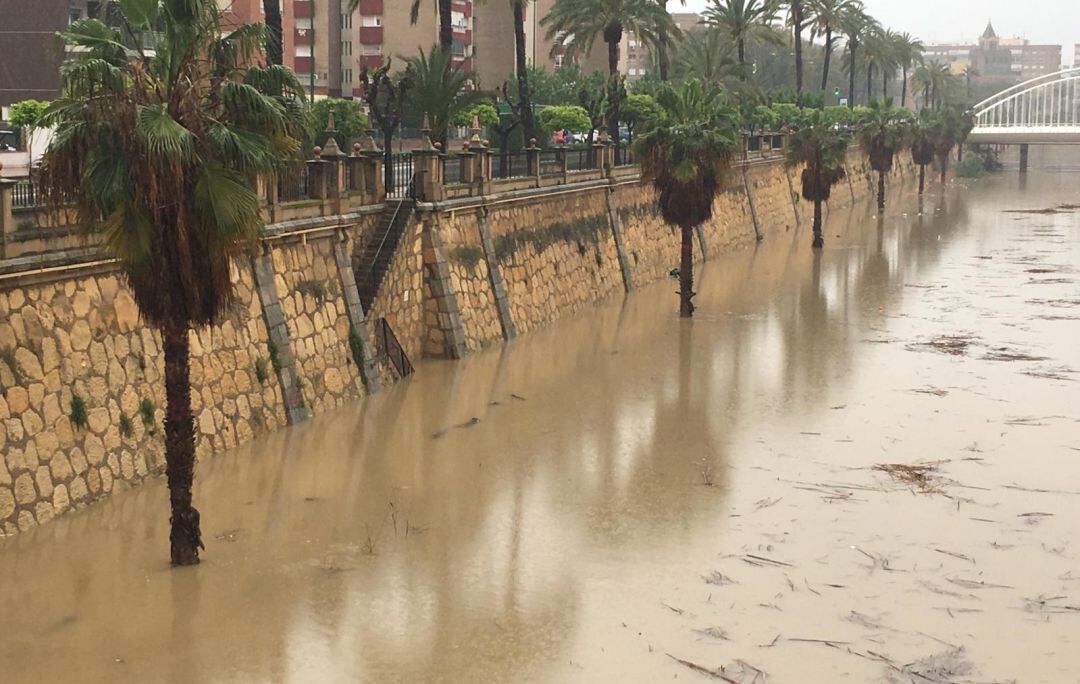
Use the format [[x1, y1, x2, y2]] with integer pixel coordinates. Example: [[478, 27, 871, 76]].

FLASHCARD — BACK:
[[2, 152, 1079, 683]]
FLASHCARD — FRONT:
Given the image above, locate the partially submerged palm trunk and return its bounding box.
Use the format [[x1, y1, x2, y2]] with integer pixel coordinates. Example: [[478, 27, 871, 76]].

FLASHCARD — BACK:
[[877, 171, 886, 211], [812, 199, 824, 248], [679, 224, 695, 317], [918, 164, 926, 194], [162, 322, 203, 565]]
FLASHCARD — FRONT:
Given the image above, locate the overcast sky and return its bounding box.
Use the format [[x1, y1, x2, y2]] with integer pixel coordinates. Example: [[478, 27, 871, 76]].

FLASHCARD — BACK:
[[679, 0, 1080, 64]]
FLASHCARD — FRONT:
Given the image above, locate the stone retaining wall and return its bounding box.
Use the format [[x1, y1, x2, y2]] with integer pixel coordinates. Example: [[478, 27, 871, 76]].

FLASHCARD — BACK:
[[0, 152, 921, 537]]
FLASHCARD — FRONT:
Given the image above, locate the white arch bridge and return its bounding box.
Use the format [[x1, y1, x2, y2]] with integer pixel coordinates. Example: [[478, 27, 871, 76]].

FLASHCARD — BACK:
[[968, 67, 1080, 145]]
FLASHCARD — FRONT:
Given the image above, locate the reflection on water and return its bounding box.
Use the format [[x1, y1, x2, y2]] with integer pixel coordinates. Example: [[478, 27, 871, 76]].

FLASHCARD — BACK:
[[1, 151, 1079, 683]]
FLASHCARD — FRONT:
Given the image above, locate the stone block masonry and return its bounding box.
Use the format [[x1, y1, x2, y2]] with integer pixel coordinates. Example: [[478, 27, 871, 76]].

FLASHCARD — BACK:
[[0, 150, 922, 537]]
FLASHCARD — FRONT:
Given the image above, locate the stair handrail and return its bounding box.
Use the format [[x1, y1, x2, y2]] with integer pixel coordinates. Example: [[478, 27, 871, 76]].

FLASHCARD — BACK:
[[369, 172, 416, 289]]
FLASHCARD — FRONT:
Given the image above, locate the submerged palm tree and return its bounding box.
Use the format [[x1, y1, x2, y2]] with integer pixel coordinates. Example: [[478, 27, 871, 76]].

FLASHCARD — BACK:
[[910, 108, 938, 194], [39, 0, 307, 565], [785, 109, 849, 248], [857, 97, 910, 211], [635, 79, 739, 317], [703, 0, 782, 76]]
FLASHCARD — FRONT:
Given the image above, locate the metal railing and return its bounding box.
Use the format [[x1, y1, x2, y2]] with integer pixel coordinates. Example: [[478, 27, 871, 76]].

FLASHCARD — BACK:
[[491, 151, 529, 179], [565, 147, 592, 171], [277, 165, 309, 202], [12, 180, 41, 208], [539, 150, 562, 176], [388, 152, 414, 198], [376, 317, 414, 378], [442, 154, 464, 184]]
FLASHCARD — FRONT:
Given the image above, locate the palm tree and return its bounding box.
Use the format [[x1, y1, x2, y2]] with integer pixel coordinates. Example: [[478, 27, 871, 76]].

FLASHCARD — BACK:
[[703, 0, 782, 76], [808, 0, 859, 93], [405, 46, 484, 147], [892, 32, 923, 108], [784, 109, 849, 248], [856, 97, 910, 211], [963, 64, 979, 99], [836, 3, 869, 107], [933, 105, 971, 183], [543, 0, 675, 158], [511, 0, 539, 141], [673, 28, 739, 85], [784, 0, 813, 92], [39, 0, 308, 565], [910, 107, 938, 194], [634, 79, 739, 317], [876, 29, 901, 98]]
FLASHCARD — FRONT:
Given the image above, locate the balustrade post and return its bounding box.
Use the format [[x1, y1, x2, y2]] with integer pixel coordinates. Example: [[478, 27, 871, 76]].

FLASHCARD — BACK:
[[526, 138, 541, 186], [347, 143, 366, 193], [412, 116, 444, 202], [459, 141, 477, 190], [0, 167, 16, 259], [558, 142, 569, 183], [306, 147, 329, 200]]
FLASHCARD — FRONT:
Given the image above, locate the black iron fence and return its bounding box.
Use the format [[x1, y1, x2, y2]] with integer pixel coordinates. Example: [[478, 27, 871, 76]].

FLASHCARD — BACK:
[[387, 152, 413, 198], [376, 317, 414, 378], [490, 151, 529, 179], [539, 150, 562, 176], [277, 165, 309, 201], [442, 154, 464, 184], [566, 147, 592, 171]]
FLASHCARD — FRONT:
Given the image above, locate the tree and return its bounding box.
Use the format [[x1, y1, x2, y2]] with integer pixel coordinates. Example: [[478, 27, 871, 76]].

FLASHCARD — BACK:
[[538, 104, 592, 135], [703, 0, 782, 76], [836, 3, 870, 107], [308, 98, 370, 149], [634, 79, 739, 317], [542, 0, 675, 161], [962, 64, 979, 100], [525, 64, 585, 105], [784, 0, 811, 92], [892, 32, 923, 108], [7, 99, 49, 168], [359, 60, 413, 192], [808, 0, 859, 93], [910, 107, 937, 194], [932, 105, 971, 184], [404, 46, 484, 147], [784, 109, 849, 247], [510, 0, 539, 142], [39, 0, 308, 565], [577, 71, 609, 151], [621, 93, 662, 145], [856, 96, 910, 211], [262, 0, 283, 65], [672, 28, 739, 85]]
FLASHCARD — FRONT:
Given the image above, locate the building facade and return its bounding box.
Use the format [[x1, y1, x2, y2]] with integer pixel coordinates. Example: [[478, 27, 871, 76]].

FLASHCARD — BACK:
[[0, 1, 98, 107], [923, 22, 1062, 86]]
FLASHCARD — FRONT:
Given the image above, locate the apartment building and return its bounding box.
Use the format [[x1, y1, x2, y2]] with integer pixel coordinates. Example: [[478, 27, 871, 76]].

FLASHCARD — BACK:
[[923, 22, 1061, 86], [0, 0, 99, 107]]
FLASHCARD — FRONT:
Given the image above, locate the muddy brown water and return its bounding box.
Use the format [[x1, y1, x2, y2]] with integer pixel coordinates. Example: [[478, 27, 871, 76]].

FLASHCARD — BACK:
[[2, 155, 1080, 683]]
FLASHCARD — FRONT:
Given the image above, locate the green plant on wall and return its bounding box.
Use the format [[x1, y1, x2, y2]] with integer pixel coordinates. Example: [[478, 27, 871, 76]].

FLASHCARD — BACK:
[[70, 395, 88, 429], [448, 245, 484, 269], [0, 347, 25, 385], [348, 325, 365, 369], [493, 214, 608, 262], [139, 397, 156, 431], [296, 279, 328, 306], [119, 412, 134, 438], [255, 357, 269, 385], [268, 340, 282, 372]]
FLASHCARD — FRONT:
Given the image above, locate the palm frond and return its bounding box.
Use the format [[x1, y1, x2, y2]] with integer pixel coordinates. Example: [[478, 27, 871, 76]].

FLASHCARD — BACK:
[[136, 104, 198, 163]]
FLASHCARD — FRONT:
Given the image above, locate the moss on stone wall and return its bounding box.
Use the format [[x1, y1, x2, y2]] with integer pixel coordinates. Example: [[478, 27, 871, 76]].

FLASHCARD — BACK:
[[492, 214, 608, 263]]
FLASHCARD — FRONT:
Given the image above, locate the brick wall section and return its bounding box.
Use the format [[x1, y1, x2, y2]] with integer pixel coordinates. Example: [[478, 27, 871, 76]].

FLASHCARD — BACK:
[[365, 219, 426, 364]]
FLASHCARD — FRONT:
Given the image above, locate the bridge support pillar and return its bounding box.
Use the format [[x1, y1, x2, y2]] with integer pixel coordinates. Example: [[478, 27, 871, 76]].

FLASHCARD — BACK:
[[1019, 144, 1029, 173]]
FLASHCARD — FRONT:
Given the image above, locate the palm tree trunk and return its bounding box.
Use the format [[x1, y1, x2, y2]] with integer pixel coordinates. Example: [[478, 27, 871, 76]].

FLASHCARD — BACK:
[[439, 0, 453, 55], [656, 0, 670, 81], [877, 170, 885, 211], [328, 0, 342, 97], [820, 28, 832, 91], [866, 63, 873, 102], [263, 0, 283, 65], [607, 38, 620, 164], [847, 43, 857, 108], [513, 2, 537, 141], [939, 154, 948, 184], [901, 65, 908, 107], [923, 85, 930, 109], [163, 322, 203, 566], [918, 163, 925, 194], [383, 129, 394, 192], [737, 38, 746, 75], [812, 199, 823, 248], [882, 71, 888, 98], [679, 223, 695, 317], [793, 1, 804, 92]]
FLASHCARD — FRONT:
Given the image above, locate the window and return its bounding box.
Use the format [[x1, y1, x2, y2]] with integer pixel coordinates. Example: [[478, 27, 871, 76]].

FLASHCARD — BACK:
[[342, 41, 352, 56], [342, 13, 353, 29], [361, 15, 381, 27], [361, 43, 382, 56], [343, 68, 354, 83], [296, 43, 312, 57], [452, 39, 466, 57], [295, 17, 312, 29], [452, 11, 467, 28]]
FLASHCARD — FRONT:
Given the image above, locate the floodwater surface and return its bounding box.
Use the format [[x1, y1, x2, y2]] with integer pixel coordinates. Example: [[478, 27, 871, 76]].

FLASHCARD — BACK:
[[2, 153, 1079, 683]]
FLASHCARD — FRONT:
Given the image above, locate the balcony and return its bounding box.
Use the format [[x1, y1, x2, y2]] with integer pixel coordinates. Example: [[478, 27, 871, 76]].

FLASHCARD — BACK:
[[293, 0, 312, 19], [356, 0, 383, 13], [294, 56, 313, 74], [358, 26, 383, 43]]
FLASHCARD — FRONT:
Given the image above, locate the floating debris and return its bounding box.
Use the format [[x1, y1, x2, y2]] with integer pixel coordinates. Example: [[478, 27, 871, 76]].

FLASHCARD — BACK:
[[874, 463, 944, 494], [905, 334, 979, 356]]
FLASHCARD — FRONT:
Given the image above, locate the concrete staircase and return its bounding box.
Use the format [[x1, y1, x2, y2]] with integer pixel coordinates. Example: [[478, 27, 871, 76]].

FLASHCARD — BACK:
[[355, 199, 415, 312]]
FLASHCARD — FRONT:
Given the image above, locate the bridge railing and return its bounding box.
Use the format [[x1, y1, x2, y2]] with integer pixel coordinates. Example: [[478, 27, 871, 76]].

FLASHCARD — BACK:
[[973, 68, 1080, 129]]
